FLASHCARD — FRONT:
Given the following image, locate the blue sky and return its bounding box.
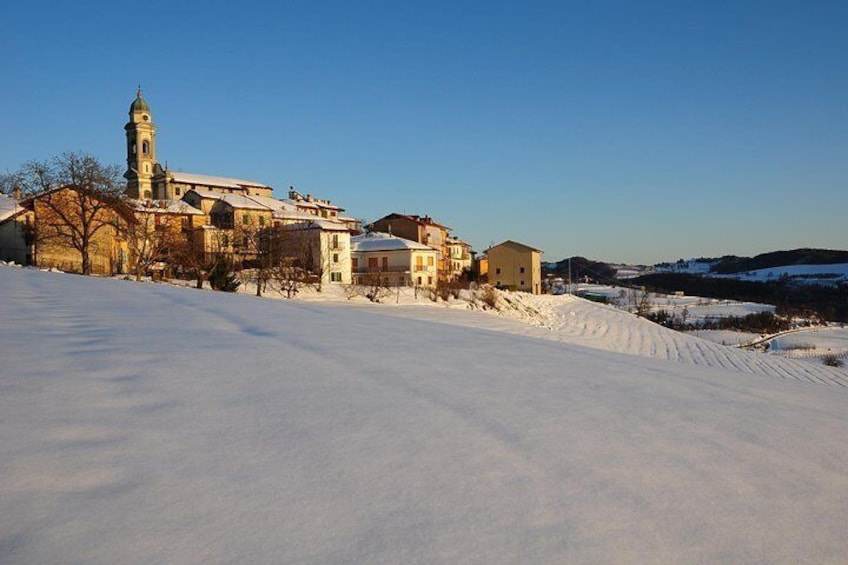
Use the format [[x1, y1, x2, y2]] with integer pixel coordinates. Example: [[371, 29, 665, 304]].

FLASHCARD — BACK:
[[2, 1, 845, 263]]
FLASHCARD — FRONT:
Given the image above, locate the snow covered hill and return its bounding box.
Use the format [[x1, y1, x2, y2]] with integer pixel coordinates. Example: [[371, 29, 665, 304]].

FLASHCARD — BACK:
[[2, 267, 848, 564]]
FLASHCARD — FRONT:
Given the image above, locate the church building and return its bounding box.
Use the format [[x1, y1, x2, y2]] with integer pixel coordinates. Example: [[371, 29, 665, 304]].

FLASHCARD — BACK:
[[123, 89, 273, 201]]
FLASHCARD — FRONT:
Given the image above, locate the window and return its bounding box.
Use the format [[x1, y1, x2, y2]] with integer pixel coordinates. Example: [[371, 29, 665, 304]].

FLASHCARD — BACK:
[[142, 140, 149, 154], [417, 276, 422, 285], [332, 234, 339, 248], [382, 257, 388, 269], [243, 214, 250, 225], [427, 256, 434, 266], [143, 190, 152, 199], [495, 267, 501, 275], [520, 267, 525, 274], [331, 272, 342, 282], [333, 253, 339, 263], [175, 187, 181, 196], [351, 258, 358, 269], [258, 216, 265, 226], [520, 280, 525, 286], [368, 257, 378, 269], [428, 276, 433, 285]]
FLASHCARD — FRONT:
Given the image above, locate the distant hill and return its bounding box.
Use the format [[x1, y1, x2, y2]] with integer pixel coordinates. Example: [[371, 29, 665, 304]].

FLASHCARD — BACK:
[[544, 256, 618, 283], [708, 249, 848, 274]]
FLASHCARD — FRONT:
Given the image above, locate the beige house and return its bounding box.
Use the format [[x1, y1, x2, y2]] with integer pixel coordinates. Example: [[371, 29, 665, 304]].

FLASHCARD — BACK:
[[25, 186, 135, 275], [351, 232, 439, 288], [446, 235, 474, 279], [280, 220, 352, 285], [485, 240, 543, 294]]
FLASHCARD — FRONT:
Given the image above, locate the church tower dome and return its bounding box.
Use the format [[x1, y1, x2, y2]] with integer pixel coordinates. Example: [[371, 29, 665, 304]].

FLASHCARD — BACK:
[[129, 88, 151, 114]]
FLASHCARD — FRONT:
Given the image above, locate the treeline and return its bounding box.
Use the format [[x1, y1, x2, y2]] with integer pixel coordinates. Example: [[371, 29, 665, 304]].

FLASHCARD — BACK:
[[646, 310, 792, 333], [629, 272, 848, 322]]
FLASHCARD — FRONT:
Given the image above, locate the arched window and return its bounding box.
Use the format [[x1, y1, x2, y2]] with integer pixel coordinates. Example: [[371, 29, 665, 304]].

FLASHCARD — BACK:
[[142, 140, 150, 154]]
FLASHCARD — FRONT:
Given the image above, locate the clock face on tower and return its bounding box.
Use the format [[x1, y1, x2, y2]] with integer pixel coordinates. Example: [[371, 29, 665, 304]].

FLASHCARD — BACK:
[[143, 115, 149, 121]]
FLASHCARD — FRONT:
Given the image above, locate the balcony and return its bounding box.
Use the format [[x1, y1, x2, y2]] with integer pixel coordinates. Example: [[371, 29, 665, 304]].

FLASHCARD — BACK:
[[353, 266, 411, 274]]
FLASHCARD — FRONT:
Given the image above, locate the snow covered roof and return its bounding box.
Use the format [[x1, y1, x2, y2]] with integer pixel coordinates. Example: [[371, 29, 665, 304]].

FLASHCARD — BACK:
[[244, 195, 296, 212], [286, 219, 350, 232], [352, 232, 436, 253], [447, 236, 472, 248], [167, 171, 271, 190], [133, 199, 205, 215], [285, 198, 343, 211], [187, 190, 269, 211]]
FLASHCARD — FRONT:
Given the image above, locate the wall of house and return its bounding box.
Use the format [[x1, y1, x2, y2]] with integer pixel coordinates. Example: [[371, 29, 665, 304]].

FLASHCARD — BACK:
[[370, 217, 419, 243], [487, 246, 541, 294], [32, 190, 131, 275], [351, 247, 438, 287], [0, 213, 33, 265], [320, 230, 351, 285]]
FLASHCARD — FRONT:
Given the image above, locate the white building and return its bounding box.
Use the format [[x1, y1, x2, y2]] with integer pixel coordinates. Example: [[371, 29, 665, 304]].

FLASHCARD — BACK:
[[351, 232, 439, 288]]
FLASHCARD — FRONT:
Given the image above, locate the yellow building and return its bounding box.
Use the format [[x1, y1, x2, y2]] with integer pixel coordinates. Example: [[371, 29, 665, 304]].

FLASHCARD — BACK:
[[446, 235, 474, 279], [485, 240, 542, 294], [29, 186, 135, 275]]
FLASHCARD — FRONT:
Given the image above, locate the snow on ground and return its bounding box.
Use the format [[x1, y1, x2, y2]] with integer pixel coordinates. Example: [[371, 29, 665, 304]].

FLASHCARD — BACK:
[[691, 329, 761, 346], [3, 267, 848, 564], [768, 326, 848, 365], [388, 291, 847, 387]]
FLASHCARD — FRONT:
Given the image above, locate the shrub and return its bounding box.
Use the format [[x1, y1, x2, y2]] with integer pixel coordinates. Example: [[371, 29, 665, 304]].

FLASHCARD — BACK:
[[479, 285, 498, 309], [209, 260, 240, 292], [822, 354, 843, 368]]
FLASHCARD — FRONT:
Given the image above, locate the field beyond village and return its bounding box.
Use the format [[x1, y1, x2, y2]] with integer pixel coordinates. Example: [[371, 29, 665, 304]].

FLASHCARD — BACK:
[[2, 266, 848, 564]]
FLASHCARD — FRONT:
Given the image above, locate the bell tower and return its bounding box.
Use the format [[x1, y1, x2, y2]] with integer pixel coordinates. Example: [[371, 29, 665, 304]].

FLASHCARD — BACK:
[[124, 87, 157, 199]]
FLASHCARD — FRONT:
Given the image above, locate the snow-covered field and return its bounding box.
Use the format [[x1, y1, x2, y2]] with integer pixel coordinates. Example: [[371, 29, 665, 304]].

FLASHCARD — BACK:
[[768, 327, 848, 363], [2, 267, 848, 564]]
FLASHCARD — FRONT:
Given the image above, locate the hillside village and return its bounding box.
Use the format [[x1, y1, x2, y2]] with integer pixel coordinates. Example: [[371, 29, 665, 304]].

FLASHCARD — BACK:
[[0, 90, 543, 295]]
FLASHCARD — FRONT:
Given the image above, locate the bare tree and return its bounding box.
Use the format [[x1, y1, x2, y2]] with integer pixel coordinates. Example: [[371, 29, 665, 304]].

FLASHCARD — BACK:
[[239, 225, 286, 297], [170, 229, 228, 289], [6, 152, 129, 275], [0, 159, 55, 196], [126, 204, 186, 281], [37, 155, 128, 275]]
